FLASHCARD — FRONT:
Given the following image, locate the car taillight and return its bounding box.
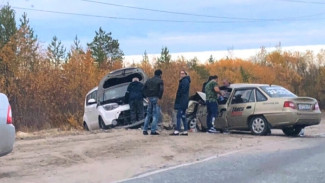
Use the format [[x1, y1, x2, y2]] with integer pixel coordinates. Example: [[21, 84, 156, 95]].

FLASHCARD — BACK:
[[284, 101, 296, 109], [313, 103, 320, 110], [7, 105, 12, 124]]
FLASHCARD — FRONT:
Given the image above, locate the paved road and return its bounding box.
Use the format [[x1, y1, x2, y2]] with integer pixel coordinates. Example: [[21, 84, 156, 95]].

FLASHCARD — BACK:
[[122, 135, 325, 183]]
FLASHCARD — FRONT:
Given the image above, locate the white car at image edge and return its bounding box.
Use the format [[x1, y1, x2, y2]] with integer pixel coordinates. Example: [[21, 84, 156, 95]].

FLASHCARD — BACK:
[[0, 93, 15, 157]]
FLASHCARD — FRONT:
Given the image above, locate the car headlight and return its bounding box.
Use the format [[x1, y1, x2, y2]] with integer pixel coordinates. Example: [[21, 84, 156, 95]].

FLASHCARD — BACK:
[[103, 103, 119, 111]]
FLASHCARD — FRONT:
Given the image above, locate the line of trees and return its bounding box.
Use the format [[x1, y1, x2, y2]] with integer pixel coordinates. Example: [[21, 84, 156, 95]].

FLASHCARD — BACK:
[[0, 5, 324, 131], [0, 5, 123, 131], [138, 48, 325, 117]]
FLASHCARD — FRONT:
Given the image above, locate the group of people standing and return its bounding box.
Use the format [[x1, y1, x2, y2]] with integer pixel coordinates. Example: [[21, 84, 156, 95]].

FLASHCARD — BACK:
[[125, 69, 164, 135], [125, 68, 226, 136]]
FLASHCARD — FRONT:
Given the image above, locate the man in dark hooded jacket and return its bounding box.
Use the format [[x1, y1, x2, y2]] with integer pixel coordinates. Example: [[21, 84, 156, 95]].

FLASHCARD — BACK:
[[170, 70, 191, 136], [125, 77, 144, 124]]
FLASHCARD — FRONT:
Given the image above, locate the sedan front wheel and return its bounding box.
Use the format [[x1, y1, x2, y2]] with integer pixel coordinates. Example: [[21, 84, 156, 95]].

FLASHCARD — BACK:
[[187, 117, 199, 132]]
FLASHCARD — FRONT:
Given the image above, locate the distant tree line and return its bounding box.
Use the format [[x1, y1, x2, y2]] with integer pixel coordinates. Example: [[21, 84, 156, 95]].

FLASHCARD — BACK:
[[0, 5, 324, 131]]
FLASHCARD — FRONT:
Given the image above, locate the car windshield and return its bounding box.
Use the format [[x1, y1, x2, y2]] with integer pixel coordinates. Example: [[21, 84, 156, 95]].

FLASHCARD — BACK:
[[260, 86, 297, 98], [103, 83, 129, 101]]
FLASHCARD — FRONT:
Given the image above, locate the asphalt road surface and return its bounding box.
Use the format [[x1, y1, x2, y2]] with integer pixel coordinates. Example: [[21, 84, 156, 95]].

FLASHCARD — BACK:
[[122, 134, 325, 183]]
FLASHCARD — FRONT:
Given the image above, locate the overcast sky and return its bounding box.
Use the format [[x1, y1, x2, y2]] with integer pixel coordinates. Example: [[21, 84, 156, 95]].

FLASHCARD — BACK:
[[2, 0, 325, 55]]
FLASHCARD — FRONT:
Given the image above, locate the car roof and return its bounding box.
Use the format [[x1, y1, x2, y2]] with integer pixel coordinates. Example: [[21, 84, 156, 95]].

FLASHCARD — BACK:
[[229, 83, 280, 89], [86, 87, 98, 95], [0, 93, 9, 109]]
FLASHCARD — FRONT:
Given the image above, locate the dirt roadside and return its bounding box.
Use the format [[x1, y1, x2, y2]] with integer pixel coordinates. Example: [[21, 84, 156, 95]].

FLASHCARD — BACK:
[[0, 114, 324, 183]]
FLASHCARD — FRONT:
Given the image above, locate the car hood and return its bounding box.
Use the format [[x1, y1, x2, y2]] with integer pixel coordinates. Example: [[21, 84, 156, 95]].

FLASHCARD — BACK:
[[97, 68, 148, 104], [189, 92, 206, 103]]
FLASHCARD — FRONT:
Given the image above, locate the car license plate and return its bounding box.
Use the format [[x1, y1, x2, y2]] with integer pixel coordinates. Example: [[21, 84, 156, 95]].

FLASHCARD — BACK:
[[298, 104, 312, 110]]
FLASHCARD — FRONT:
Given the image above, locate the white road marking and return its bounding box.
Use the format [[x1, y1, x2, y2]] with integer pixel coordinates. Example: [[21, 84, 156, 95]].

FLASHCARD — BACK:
[[116, 132, 325, 183]]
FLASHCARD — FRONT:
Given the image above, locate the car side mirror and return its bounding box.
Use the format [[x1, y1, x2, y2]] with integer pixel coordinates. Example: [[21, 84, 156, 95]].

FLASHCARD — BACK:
[[88, 98, 96, 105]]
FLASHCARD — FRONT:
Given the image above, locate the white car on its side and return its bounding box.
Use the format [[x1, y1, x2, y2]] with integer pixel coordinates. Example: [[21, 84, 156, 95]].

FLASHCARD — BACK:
[[0, 93, 15, 157]]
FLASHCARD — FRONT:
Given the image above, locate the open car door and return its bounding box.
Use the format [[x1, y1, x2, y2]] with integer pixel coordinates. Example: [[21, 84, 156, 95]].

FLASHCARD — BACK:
[[226, 88, 256, 129]]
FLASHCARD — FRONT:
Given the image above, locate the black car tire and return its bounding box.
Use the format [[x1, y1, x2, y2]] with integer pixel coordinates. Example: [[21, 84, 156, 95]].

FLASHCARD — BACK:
[[249, 116, 269, 135], [282, 126, 303, 137], [99, 117, 109, 130], [83, 122, 89, 131]]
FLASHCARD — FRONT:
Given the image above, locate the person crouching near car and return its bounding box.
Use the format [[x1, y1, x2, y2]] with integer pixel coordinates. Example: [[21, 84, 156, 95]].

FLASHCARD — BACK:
[[170, 70, 191, 136], [142, 69, 164, 135], [125, 77, 145, 125], [205, 75, 223, 133]]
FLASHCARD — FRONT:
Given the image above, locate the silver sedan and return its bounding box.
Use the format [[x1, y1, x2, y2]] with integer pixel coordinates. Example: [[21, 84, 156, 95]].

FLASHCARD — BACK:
[[0, 93, 15, 157]]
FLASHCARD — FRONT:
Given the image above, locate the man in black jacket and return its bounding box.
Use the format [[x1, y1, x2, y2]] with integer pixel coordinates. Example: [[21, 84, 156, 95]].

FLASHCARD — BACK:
[[142, 69, 164, 135], [170, 70, 191, 136], [125, 77, 144, 125]]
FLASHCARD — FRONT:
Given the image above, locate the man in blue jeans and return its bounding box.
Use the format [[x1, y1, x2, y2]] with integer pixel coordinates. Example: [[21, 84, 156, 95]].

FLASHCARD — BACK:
[[204, 75, 223, 133], [142, 69, 164, 135], [170, 70, 191, 136]]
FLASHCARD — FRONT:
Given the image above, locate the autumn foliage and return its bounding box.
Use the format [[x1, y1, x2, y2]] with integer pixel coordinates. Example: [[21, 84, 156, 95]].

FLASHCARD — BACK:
[[0, 8, 324, 131], [1, 42, 325, 131]]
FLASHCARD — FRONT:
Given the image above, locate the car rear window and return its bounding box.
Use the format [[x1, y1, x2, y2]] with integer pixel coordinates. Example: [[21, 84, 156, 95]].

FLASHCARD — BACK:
[[260, 86, 297, 98]]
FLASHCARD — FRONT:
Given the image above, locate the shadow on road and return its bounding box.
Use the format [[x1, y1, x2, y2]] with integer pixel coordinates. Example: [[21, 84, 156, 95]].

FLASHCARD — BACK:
[[223, 130, 325, 139]]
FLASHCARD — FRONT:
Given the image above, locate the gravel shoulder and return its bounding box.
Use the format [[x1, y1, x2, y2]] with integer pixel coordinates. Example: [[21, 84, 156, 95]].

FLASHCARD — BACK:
[[0, 114, 324, 183]]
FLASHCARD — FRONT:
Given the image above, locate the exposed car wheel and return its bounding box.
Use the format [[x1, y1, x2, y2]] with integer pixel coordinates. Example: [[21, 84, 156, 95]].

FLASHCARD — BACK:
[[282, 126, 303, 137], [249, 116, 269, 135], [83, 122, 89, 131], [99, 117, 109, 130], [187, 117, 199, 132], [125, 119, 144, 129]]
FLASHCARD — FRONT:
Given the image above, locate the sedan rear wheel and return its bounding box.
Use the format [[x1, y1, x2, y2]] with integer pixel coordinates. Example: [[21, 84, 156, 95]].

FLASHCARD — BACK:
[[282, 126, 303, 137], [249, 116, 269, 135]]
